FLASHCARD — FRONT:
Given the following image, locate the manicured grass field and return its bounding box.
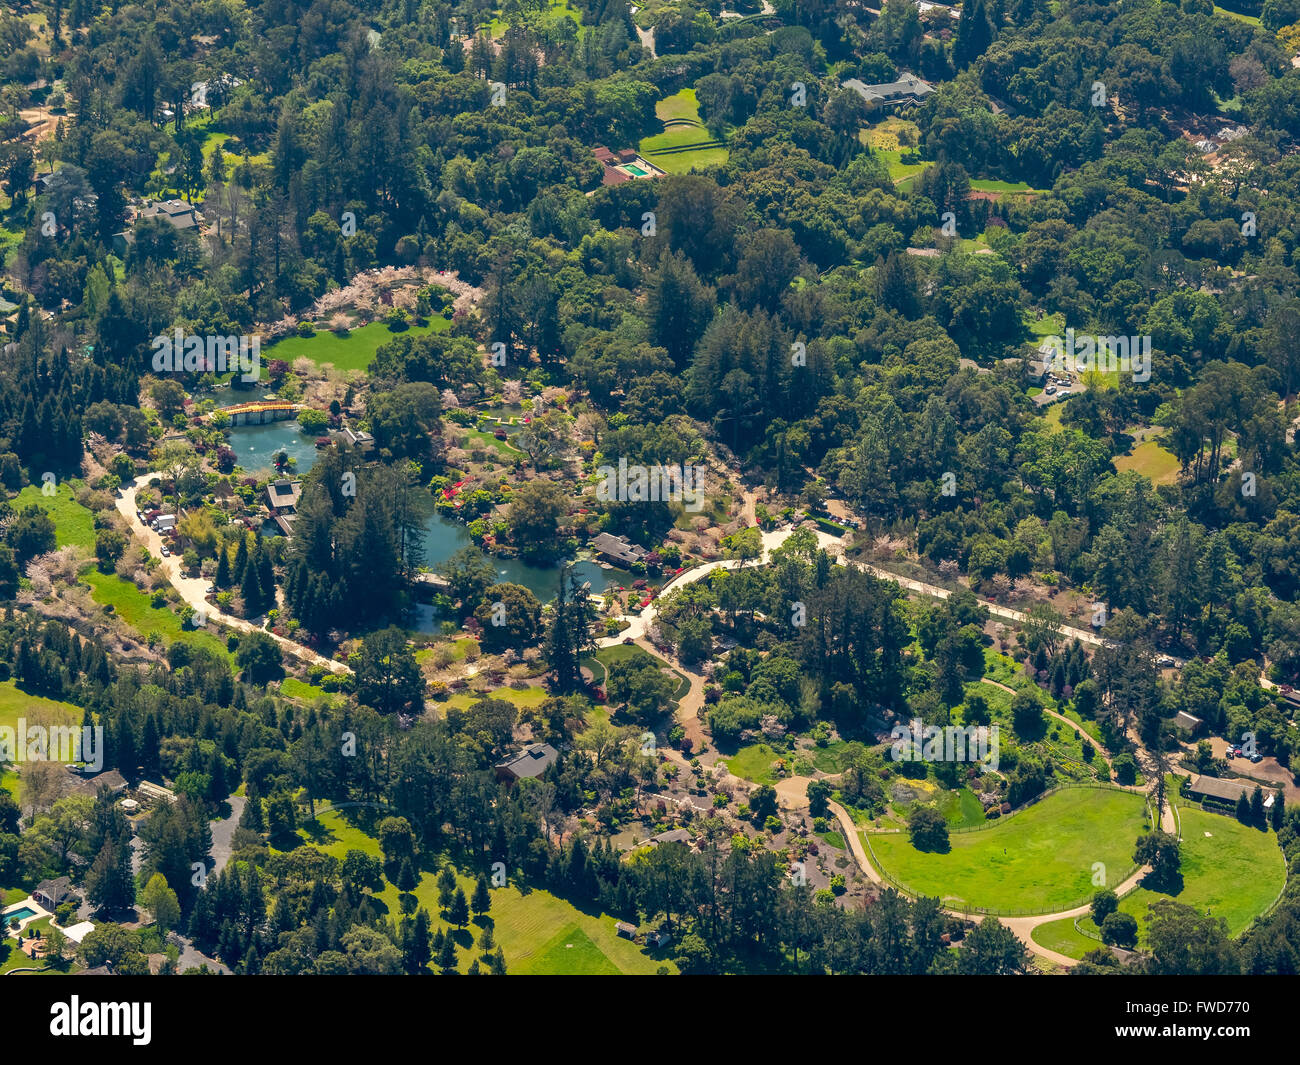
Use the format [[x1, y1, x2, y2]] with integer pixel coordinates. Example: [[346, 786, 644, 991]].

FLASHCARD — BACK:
[[1097, 806, 1283, 941], [640, 89, 728, 174], [727, 742, 784, 785], [266, 317, 450, 373], [462, 428, 522, 456], [969, 178, 1046, 194], [291, 810, 669, 973], [1214, 4, 1260, 24], [936, 787, 987, 828], [584, 645, 689, 702], [867, 787, 1151, 913], [1029, 914, 1100, 958], [522, 924, 620, 975], [0, 683, 83, 798], [13, 481, 96, 551], [1025, 310, 1065, 338], [1033, 803, 1286, 959], [1114, 438, 1180, 485]]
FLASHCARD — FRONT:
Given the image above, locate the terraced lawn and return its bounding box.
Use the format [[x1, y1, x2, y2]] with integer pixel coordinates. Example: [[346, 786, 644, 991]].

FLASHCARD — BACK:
[[867, 787, 1151, 913], [639, 89, 728, 174]]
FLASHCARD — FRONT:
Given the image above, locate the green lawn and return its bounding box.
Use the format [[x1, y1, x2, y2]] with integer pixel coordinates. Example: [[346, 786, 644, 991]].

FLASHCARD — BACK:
[[81, 571, 232, 663], [1029, 914, 1102, 958], [440, 684, 549, 712], [1097, 806, 1283, 938], [266, 317, 450, 373], [522, 924, 620, 975], [1214, 4, 1260, 24], [583, 644, 689, 703], [727, 743, 785, 786], [278, 677, 345, 707], [290, 809, 669, 973], [1033, 803, 1286, 959], [1114, 438, 1180, 485], [867, 787, 1151, 913], [463, 428, 523, 456], [13, 481, 96, 550], [862, 117, 926, 182], [639, 89, 728, 174], [809, 740, 865, 774], [936, 787, 987, 828], [0, 679, 84, 734], [969, 178, 1046, 194]]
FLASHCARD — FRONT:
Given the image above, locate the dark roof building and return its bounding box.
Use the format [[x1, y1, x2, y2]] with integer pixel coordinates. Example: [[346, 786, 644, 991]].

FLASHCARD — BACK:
[[841, 74, 934, 108], [495, 743, 559, 783], [592, 532, 649, 566], [1187, 774, 1273, 805], [66, 767, 128, 798], [648, 828, 691, 846], [266, 479, 303, 512], [34, 877, 77, 909], [139, 198, 204, 231]]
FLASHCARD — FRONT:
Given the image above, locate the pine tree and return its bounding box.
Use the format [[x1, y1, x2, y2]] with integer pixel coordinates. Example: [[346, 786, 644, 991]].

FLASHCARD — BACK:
[[397, 856, 418, 894], [471, 872, 492, 917], [1236, 790, 1251, 823], [240, 560, 263, 618], [233, 534, 250, 583], [238, 792, 264, 833], [215, 544, 231, 588], [449, 886, 470, 928], [257, 545, 275, 608], [489, 946, 507, 974], [437, 865, 456, 910], [1271, 790, 1285, 831], [437, 935, 458, 974], [1250, 785, 1265, 826]]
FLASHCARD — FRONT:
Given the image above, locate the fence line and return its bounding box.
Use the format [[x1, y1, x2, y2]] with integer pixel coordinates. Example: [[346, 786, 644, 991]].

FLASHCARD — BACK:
[[946, 781, 1153, 835]]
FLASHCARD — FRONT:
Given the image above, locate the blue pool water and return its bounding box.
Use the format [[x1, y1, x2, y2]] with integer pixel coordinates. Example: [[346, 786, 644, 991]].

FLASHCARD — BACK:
[[4, 906, 37, 925]]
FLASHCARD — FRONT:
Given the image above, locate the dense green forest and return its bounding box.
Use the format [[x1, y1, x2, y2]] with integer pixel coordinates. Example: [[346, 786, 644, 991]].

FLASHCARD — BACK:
[[2, 0, 1300, 978]]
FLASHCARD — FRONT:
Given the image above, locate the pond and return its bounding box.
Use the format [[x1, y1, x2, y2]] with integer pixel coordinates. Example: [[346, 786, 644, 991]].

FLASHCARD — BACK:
[[407, 513, 636, 632], [228, 417, 323, 478]]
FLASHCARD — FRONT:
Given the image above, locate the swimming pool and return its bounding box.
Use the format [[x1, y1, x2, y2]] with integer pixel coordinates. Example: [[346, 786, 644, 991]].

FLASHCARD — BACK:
[[3, 906, 37, 926]]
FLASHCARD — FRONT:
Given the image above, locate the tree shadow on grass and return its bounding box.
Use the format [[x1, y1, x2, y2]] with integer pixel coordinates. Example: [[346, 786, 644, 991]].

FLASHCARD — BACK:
[[1139, 870, 1184, 896]]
